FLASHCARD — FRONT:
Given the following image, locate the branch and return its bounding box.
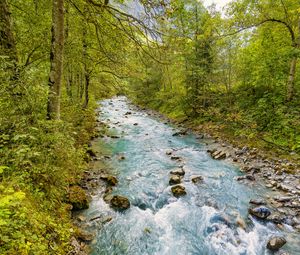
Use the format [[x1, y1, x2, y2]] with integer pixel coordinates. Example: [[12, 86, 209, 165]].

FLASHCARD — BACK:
[[100, 70, 129, 79], [23, 45, 41, 67], [222, 18, 295, 44]]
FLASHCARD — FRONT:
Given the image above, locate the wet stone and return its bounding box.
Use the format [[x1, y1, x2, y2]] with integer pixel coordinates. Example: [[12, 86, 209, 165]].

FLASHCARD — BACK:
[[169, 175, 181, 185], [249, 198, 266, 205], [191, 175, 204, 184], [100, 175, 118, 186], [171, 185, 187, 198], [110, 195, 130, 211], [170, 168, 185, 176], [266, 236, 287, 251], [248, 206, 271, 219], [166, 149, 173, 155], [273, 196, 295, 203]]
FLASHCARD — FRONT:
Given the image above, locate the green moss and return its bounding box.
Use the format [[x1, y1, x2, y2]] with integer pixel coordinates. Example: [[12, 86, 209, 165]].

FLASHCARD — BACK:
[[68, 186, 89, 210]]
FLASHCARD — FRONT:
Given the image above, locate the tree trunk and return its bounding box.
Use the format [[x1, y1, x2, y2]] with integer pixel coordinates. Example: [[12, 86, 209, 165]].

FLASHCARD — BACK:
[[82, 18, 90, 109], [0, 0, 18, 71], [286, 17, 300, 102], [83, 72, 90, 109], [47, 0, 65, 120]]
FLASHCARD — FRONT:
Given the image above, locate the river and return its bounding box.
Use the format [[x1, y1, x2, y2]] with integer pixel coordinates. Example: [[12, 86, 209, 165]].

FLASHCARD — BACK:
[[83, 96, 298, 255]]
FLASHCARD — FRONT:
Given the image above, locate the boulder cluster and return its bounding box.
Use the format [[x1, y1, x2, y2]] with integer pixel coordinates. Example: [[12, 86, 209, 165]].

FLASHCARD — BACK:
[[166, 149, 204, 198]]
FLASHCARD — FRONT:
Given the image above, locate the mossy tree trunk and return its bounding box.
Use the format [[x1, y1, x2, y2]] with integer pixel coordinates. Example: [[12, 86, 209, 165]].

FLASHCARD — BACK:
[[0, 0, 18, 73], [286, 17, 300, 102], [47, 0, 65, 120]]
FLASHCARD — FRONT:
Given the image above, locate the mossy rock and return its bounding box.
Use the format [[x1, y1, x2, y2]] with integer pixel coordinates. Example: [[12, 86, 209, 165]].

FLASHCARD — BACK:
[[68, 185, 89, 210], [171, 185, 186, 197], [100, 175, 118, 186], [110, 195, 130, 211]]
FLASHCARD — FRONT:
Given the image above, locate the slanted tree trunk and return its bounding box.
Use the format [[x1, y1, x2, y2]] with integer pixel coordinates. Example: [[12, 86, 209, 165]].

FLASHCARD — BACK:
[[286, 17, 300, 102], [47, 0, 64, 120], [0, 0, 18, 71]]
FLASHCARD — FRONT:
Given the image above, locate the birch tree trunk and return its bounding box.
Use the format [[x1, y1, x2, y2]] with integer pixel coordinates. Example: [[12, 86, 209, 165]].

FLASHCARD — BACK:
[[47, 0, 64, 120]]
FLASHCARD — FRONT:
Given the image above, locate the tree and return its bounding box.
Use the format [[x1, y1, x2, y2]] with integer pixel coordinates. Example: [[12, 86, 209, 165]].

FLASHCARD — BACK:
[[0, 0, 18, 73], [47, 0, 65, 120], [227, 0, 300, 101]]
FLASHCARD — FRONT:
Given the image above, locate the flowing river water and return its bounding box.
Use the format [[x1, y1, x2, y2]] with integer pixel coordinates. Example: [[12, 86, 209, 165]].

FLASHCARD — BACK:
[[83, 96, 299, 255]]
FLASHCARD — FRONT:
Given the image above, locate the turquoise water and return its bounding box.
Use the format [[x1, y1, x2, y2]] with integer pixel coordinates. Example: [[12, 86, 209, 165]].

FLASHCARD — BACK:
[[85, 97, 298, 255]]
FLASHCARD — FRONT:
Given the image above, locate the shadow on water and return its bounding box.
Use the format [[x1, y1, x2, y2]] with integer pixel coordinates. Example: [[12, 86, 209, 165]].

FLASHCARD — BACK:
[[83, 96, 299, 255]]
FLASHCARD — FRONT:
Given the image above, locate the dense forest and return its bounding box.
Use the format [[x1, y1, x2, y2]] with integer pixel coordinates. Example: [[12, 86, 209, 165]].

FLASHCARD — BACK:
[[0, 0, 299, 254]]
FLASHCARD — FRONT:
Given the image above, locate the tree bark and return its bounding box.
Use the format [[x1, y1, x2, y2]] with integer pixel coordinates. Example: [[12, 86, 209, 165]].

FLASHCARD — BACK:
[[82, 18, 90, 109], [83, 72, 90, 109], [286, 17, 300, 102], [47, 0, 65, 120], [0, 0, 18, 70]]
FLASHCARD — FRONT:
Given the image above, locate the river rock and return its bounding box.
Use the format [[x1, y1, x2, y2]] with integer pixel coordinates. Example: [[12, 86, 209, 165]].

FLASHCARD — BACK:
[[266, 236, 287, 251], [235, 175, 254, 181], [86, 148, 97, 158], [191, 175, 204, 184], [77, 229, 94, 242], [246, 174, 255, 181], [273, 196, 295, 202], [171, 185, 186, 197], [170, 156, 183, 161], [169, 175, 181, 185], [170, 168, 185, 176], [211, 150, 226, 160], [248, 206, 271, 219], [249, 198, 266, 205], [268, 213, 285, 224], [77, 215, 87, 222], [100, 175, 118, 186], [117, 154, 126, 160], [172, 130, 188, 136], [110, 195, 130, 211], [109, 135, 120, 139], [166, 149, 173, 155], [103, 193, 113, 203]]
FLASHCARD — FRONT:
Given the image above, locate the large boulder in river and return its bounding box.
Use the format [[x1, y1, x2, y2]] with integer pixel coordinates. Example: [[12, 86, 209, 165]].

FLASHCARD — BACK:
[[266, 236, 287, 251], [169, 175, 181, 185], [248, 206, 271, 219], [171, 185, 186, 197], [110, 195, 130, 211]]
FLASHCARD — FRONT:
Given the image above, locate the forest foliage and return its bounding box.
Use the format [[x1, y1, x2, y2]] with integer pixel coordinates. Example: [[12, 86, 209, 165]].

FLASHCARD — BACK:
[[0, 0, 299, 254], [128, 0, 300, 154]]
